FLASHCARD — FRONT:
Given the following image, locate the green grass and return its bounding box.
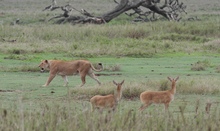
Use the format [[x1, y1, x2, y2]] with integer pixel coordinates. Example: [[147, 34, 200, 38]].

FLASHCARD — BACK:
[[1, 55, 220, 98], [1, 53, 220, 130], [1, 91, 220, 130], [1, 0, 220, 130], [1, 20, 220, 57]]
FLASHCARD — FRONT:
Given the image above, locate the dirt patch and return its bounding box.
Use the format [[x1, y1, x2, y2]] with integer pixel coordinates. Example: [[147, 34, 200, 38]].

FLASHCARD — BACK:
[[95, 73, 122, 76], [0, 90, 21, 93]]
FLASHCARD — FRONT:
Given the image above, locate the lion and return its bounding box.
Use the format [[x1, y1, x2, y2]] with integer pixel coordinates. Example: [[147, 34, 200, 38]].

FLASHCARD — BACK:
[[38, 59, 103, 87]]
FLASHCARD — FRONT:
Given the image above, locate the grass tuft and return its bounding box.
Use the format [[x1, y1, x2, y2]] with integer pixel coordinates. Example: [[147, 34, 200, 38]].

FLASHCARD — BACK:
[[215, 65, 220, 73], [104, 64, 121, 72], [191, 59, 210, 71]]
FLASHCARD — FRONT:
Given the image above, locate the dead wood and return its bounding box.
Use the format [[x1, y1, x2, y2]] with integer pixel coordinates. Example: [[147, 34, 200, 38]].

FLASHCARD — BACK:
[[43, 0, 187, 24]]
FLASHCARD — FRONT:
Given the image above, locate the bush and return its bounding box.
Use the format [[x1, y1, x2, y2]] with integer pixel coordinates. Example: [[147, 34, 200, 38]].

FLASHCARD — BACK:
[[104, 64, 121, 72], [158, 80, 169, 91], [215, 65, 220, 73], [191, 60, 210, 71]]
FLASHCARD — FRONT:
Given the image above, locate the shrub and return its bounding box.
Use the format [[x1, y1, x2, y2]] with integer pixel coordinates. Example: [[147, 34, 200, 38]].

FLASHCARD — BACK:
[[215, 65, 220, 73], [123, 28, 148, 39], [4, 54, 29, 60], [123, 86, 144, 98], [191, 60, 210, 71], [10, 49, 26, 55], [177, 78, 220, 94], [70, 82, 115, 99], [158, 80, 169, 91], [104, 64, 121, 72], [203, 39, 220, 50]]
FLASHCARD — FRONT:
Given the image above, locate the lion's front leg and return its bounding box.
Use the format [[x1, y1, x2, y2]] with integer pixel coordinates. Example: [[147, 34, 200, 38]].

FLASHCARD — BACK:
[[43, 74, 56, 87], [61, 75, 68, 86], [80, 74, 86, 87]]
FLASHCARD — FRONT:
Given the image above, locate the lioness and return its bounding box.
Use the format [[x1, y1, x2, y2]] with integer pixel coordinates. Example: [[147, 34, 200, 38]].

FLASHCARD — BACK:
[[38, 59, 103, 87]]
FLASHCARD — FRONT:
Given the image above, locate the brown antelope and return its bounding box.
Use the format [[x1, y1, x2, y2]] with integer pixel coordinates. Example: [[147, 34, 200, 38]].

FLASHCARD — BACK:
[[139, 76, 179, 111], [90, 80, 124, 112]]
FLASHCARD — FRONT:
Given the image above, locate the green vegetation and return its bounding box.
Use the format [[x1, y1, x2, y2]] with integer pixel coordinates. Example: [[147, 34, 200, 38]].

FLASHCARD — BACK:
[[1, 103, 220, 130], [0, 0, 220, 130], [1, 20, 220, 57], [191, 59, 211, 71]]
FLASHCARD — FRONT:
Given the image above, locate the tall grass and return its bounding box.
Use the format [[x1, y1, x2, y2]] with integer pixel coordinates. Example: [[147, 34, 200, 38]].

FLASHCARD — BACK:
[[1, 0, 220, 130], [71, 77, 220, 99], [1, 99, 220, 131], [1, 19, 220, 57]]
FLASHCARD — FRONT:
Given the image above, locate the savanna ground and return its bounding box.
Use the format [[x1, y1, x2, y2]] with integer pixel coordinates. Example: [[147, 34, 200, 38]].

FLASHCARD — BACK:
[[0, 0, 220, 130]]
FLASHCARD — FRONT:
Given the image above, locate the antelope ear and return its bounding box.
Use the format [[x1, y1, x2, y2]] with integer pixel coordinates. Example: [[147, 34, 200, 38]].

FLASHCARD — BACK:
[[113, 80, 117, 85], [121, 80, 124, 85], [167, 77, 172, 81], [175, 76, 179, 81]]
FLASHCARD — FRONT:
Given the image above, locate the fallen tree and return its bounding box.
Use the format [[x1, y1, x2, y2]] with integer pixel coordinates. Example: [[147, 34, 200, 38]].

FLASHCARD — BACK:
[[43, 0, 187, 24]]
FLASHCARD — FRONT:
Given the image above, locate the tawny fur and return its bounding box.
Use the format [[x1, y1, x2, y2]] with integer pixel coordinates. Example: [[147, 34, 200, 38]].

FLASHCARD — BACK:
[[90, 80, 124, 112], [139, 76, 179, 111], [38, 59, 103, 87]]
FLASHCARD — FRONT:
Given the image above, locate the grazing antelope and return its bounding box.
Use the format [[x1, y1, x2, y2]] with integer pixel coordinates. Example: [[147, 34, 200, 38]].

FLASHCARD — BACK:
[[90, 80, 124, 112], [139, 76, 179, 111]]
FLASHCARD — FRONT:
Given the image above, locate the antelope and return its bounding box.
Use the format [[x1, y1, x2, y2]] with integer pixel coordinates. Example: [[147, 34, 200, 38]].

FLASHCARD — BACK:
[[139, 76, 179, 111], [90, 80, 124, 112]]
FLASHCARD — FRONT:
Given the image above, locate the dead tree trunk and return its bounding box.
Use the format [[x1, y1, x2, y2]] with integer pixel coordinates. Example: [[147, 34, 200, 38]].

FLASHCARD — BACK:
[[43, 0, 187, 24], [101, 0, 144, 22]]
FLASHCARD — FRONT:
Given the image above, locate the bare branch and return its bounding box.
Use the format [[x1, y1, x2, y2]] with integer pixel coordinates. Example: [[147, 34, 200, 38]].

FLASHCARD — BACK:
[[80, 9, 94, 17], [44, 0, 187, 24], [43, 0, 60, 11]]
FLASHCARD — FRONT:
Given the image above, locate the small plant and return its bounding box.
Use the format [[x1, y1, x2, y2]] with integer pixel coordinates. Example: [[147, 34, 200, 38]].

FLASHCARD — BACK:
[[123, 28, 148, 39], [104, 64, 121, 72], [215, 65, 220, 73], [20, 65, 39, 72], [70, 82, 115, 98], [164, 43, 171, 49], [8, 49, 27, 55], [205, 100, 212, 114], [158, 80, 168, 91], [191, 60, 210, 71], [4, 54, 29, 60], [123, 86, 143, 98], [203, 39, 220, 52]]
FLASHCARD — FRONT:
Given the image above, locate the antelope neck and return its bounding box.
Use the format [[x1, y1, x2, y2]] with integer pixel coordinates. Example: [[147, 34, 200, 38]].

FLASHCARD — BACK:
[[170, 82, 176, 94], [115, 88, 122, 102]]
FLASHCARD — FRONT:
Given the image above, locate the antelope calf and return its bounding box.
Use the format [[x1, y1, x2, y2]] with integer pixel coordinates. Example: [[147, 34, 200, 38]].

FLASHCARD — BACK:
[[90, 80, 124, 112], [139, 76, 179, 111]]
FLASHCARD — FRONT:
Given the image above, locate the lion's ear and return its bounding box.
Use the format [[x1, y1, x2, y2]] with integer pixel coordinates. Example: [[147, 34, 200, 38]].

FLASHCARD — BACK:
[[45, 60, 48, 63]]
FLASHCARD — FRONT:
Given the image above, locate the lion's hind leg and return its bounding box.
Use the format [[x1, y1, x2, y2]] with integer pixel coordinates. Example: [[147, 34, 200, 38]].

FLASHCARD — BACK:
[[88, 72, 101, 85], [61, 75, 68, 86]]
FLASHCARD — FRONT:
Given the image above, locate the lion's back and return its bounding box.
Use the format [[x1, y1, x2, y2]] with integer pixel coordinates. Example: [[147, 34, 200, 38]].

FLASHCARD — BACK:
[[49, 60, 91, 75]]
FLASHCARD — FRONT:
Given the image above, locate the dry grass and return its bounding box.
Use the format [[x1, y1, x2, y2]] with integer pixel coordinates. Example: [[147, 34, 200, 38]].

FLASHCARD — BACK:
[[203, 39, 220, 53], [1, 95, 220, 131], [178, 77, 220, 94], [1, 0, 220, 130], [215, 65, 220, 73], [0, 21, 220, 57], [191, 60, 210, 71], [71, 77, 220, 100]]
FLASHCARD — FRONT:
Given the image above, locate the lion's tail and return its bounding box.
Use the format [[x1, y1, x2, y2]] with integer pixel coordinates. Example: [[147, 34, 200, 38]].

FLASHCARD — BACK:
[[91, 63, 103, 72]]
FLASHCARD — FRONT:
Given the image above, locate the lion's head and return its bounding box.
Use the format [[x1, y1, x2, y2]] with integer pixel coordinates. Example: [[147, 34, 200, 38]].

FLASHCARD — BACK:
[[38, 60, 50, 72]]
